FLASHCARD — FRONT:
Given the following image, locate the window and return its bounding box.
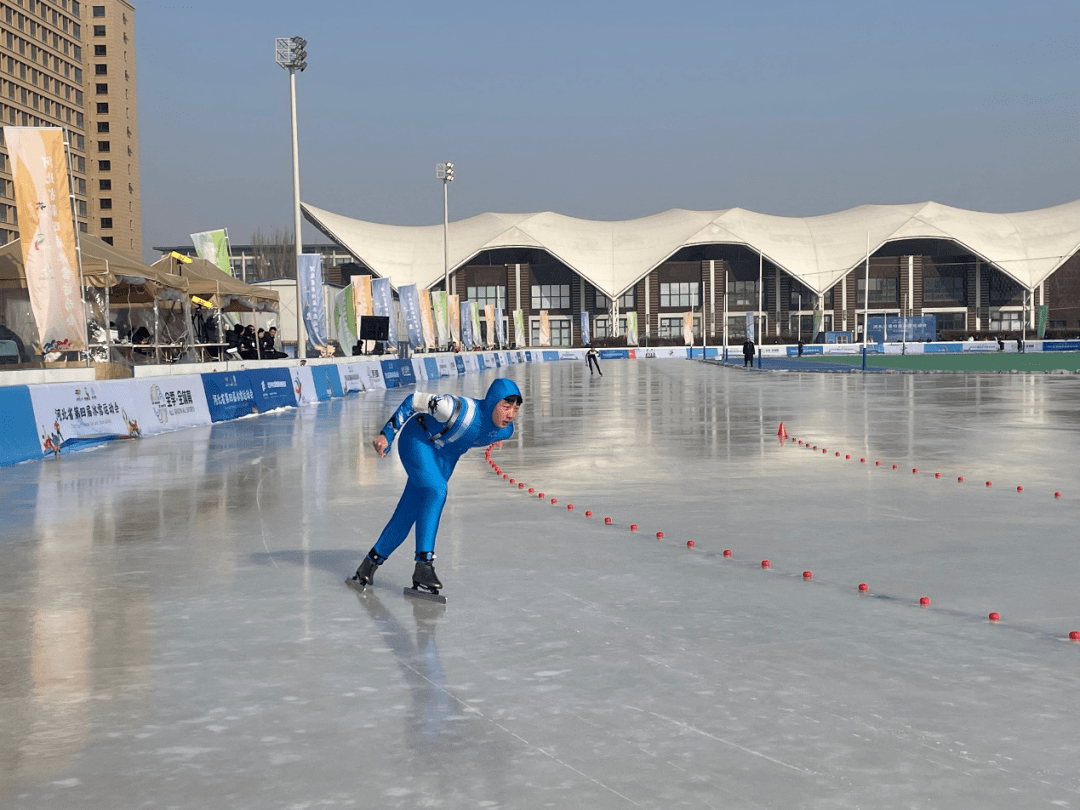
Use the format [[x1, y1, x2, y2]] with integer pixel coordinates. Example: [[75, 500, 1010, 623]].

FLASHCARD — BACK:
[[99, 198, 112, 210], [95, 82, 107, 94], [923, 275, 965, 304], [93, 24, 105, 35], [98, 159, 110, 170], [727, 279, 759, 307], [989, 310, 1022, 331], [96, 121, 108, 133], [94, 64, 106, 75], [659, 316, 685, 338], [466, 285, 505, 309], [92, 4, 104, 15], [856, 277, 898, 307], [97, 140, 110, 152], [660, 282, 699, 308], [531, 283, 570, 310], [595, 289, 635, 311], [98, 179, 111, 190], [94, 44, 105, 56], [100, 217, 112, 228], [531, 317, 572, 346], [932, 312, 966, 333], [96, 102, 108, 113]]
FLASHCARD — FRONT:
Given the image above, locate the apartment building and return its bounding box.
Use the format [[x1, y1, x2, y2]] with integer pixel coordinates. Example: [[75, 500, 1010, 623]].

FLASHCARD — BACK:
[[0, 0, 140, 256]]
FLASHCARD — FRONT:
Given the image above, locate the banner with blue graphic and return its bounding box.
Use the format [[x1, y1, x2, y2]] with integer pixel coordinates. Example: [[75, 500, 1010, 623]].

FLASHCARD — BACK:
[[581, 312, 591, 345], [0, 386, 40, 466], [398, 284, 424, 349], [866, 315, 936, 343], [309, 364, 344, 400], [202, 372, 258, 422], [371, 277, 397, 350], [381, 358, 403, 388], [296, 253, 328, 353], [248, 368, 299, 411], [460, 301, 475, 349]]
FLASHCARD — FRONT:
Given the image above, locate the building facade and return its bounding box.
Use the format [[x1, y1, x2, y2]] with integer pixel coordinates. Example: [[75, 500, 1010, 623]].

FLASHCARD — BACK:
[[0, 0, 140, 256]]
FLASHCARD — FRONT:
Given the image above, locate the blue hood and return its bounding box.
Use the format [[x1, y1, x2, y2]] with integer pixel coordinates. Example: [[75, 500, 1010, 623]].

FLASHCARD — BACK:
[[481, 378, 522, 419]]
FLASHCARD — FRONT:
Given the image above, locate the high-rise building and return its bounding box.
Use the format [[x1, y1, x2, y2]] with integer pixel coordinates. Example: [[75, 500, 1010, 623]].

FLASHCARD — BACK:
[[0, 0, 140, 257]]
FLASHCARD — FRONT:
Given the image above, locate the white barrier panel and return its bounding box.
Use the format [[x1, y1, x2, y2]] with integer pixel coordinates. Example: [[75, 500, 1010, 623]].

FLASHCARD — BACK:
[[461, 354, 480, 373], [411, 358, 428, 381], [337, 362, 369, 393], [359, 360, 386, 390], [28, 379, 141, 455], [437, 355, 456, 377], [133, 375, 212, 436], [289, 366, 320, 406]]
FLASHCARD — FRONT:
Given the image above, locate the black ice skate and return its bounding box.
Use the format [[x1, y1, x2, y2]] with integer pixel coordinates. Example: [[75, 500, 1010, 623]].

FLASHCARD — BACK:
[[404, 556, 446, 604], [345, 549, 383, 594]]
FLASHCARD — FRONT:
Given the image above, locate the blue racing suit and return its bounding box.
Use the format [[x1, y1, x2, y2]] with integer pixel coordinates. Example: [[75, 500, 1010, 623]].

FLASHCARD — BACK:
[[372, 377, 521, 561]]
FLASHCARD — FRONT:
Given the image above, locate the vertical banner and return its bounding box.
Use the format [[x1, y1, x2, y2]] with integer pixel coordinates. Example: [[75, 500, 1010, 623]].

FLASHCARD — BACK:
[[190, 229, 232, 276], [745, 311, 755, 343], [459, 301, 474, 349], [539, 310, 551, 346], [812, 308, 822, 340], [682, 312, 694, 345], [470, 302, 482, 349], [494, 307, 506, 347], [398, 284, 424, 348], [370, 277, 397, 350], [484, 304, 496, 347], [334, 286, 356, 355], [432, 291, 449, 348], [513, 309, 526, 348], [1037, 305, 1048, 338], [625, 312, 639, 345], [6, 126, 86, 353], [448, 294, 461, 345], [296, 253, 327, 352], [581, 312, 591, 346], [418, 289, 437, 350], [353, 274, 373, 319]]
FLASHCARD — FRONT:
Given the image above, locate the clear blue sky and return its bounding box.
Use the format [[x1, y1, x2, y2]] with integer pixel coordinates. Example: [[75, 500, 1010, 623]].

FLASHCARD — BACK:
[[136, 0, 1080, 260]]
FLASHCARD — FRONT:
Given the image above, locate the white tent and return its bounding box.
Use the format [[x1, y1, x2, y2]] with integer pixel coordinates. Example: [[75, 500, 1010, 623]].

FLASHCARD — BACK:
[[302, 200, 1080, 297]]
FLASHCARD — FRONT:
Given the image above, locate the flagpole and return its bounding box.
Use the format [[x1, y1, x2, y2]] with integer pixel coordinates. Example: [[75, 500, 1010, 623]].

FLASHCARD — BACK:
[[63, 126, 90, 366]]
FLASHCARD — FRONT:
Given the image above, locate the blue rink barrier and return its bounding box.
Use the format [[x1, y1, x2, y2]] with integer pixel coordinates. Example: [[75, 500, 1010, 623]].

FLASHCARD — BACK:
[[202, 372, 258, 421], [379, 359, 403, 388], [248, 368, 298, 412], [310, 364, 345, 400], [0, 385, 40, 465], [1042, 341, 1080, 352], [423, 357, 440, 379]]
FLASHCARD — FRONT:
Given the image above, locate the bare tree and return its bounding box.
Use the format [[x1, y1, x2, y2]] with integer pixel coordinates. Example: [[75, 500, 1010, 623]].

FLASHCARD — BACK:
[[249, 227, 296, 281]]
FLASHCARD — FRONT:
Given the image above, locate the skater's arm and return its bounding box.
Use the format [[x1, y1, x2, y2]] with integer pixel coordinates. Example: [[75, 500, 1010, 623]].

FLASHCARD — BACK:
[[374, 392, 457, 455]]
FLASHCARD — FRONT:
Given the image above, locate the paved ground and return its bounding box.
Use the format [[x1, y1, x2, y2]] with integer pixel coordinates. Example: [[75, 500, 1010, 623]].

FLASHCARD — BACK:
[[2, 358, 1079, 809]]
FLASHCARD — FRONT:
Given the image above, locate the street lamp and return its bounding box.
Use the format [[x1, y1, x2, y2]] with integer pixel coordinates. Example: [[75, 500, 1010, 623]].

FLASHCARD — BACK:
[[437, 161, 454, 348], [275, 36, 307, 359]]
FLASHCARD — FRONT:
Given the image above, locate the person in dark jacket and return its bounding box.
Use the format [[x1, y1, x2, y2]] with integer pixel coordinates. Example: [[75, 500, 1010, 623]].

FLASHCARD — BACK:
[[742, 338, 756, 367]]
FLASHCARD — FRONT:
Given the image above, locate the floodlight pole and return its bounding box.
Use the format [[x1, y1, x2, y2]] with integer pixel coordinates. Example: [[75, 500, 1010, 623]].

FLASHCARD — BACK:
[[437, 162, 454, 348], [863, 231, 870, 347], [276, 36, 308, 359]]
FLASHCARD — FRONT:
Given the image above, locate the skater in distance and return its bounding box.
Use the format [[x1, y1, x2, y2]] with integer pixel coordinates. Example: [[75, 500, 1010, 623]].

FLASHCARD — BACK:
[[349, 377, 524, 600]]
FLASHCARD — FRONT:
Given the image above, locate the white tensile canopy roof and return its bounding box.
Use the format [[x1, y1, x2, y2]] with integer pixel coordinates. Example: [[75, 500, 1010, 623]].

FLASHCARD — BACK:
[[302, 200, 1080, 298]]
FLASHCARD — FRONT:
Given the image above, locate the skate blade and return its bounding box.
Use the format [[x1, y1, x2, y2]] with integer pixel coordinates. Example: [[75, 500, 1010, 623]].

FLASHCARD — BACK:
[[345, 577, 369, 595], [403, 586, 446, 604]]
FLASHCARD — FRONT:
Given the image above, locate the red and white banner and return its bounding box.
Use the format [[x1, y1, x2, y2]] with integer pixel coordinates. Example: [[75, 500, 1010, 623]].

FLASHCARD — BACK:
[[5, 127, 85, 353]]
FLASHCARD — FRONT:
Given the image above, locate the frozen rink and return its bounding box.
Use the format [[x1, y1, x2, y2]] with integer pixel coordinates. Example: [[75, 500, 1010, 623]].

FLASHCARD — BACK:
[[2, 358, 1079, 809]]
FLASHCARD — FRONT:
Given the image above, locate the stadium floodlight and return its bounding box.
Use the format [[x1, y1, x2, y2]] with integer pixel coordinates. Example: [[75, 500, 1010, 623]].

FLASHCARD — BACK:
[[439, 163, 455, 347], [275, 37, 307, 72], [276, 36, 308, 357]]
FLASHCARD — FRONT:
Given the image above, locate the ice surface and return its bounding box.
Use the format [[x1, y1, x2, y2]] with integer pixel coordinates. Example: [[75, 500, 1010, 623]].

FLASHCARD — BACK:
[[1, 360, 1078, 809]]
